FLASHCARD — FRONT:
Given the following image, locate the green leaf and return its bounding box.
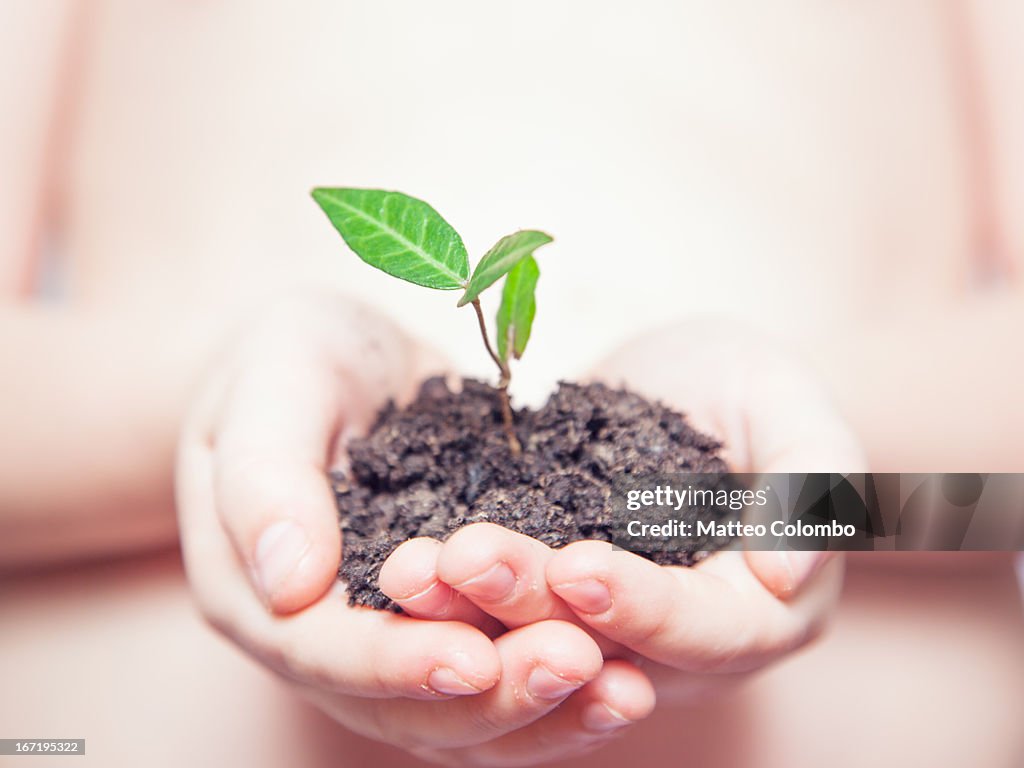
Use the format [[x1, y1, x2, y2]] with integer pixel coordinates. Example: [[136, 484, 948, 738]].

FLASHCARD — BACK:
[[457, 230, 552, 307], [496, 255, 540, 362], [311, 188, 469, 290]]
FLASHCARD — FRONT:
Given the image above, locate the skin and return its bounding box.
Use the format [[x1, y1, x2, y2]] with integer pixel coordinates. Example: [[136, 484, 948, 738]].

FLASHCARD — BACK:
[[176, 302, 862, 764], [175, 297, 652, 762], [3, 1, 1024, 766]]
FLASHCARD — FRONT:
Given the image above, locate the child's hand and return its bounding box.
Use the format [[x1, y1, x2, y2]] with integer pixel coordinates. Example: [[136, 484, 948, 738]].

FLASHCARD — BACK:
[[176, 294, 655, 765], [380, 318, 867, 703]]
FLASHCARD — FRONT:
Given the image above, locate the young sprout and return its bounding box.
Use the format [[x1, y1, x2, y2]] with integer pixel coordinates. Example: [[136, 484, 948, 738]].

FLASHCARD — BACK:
[[310, 188, 552, 455]]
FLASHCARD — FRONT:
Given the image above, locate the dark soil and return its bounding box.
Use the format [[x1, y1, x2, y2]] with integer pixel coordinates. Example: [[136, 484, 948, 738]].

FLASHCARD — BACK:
[[333, 377, 732, 610]]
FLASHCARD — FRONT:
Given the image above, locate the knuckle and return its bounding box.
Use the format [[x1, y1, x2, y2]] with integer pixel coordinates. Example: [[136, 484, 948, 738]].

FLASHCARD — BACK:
[[621, 598, 671, 647], [461, 702, 511, 743], [452, 522, 504, 547], [539, 618, 590, 645], [687, 637, 748, 674]]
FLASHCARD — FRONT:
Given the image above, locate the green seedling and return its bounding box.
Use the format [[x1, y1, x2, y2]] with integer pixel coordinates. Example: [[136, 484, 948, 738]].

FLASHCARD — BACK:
[[311, 188, 552, 455]]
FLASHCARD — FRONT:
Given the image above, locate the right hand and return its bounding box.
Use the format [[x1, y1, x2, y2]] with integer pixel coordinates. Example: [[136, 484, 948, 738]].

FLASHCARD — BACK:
[[175, 293, 655, 766], [379, 318, 865, 706]]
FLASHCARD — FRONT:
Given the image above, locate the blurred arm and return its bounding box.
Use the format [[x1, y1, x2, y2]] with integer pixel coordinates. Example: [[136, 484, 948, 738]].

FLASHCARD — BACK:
[[0, 0, 74, 295], [0, 304, 217, 568], [0, 2, 203, 567], [798, 289, 1024, 473]]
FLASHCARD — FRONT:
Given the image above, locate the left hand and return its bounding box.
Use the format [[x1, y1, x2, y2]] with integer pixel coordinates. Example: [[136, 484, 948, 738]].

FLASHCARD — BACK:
[[176, 294, 657, 767]]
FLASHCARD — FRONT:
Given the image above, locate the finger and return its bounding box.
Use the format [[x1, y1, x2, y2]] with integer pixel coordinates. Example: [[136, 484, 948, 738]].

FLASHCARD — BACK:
[[589, 318, 867, 476], [740, 369, 864, 598], [421, 660, 656, 767], [277, 597, 505, 700], [589, 321, 866, 600], [435, 523, 576, 628], [380, 537, 504, 634], [212, 347, 346, 614], [351, 620, 604, 749], [328, 340, 452, 474], [547, 541, 842, 673], [211, 298, 425, 614], [743, 550, 837, 599], [178, 431, 502, 700], [739, 352, 868, 475]]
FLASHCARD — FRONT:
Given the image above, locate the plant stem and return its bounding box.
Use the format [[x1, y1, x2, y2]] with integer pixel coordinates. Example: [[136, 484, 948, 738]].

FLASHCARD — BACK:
[[471, 298, 521, 456]]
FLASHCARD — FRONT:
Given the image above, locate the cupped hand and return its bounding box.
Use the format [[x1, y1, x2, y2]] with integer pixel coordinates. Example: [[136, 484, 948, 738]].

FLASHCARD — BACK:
[[175, 294, 654, 766], [381, 318, 867, 704]]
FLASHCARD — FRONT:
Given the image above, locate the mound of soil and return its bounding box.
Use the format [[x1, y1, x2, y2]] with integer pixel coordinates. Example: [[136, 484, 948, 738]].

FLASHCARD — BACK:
[[333, 377, 732, 610]]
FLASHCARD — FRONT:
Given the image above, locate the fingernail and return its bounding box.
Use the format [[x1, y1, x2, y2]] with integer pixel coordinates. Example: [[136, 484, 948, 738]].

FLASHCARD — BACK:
[[427, 667, 482, 697], [399, 578, 444, 604], [781, 551, 829, 594], [254, 520, 310, 601], [453, 562, 517, 602], [581, 702, 632, 733], [552, 579, 611, 614], [526, 665, 582, 700]]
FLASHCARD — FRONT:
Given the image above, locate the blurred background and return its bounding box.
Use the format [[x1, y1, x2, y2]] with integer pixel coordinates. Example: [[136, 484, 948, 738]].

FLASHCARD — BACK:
[[1, 2, 1022, 766]]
